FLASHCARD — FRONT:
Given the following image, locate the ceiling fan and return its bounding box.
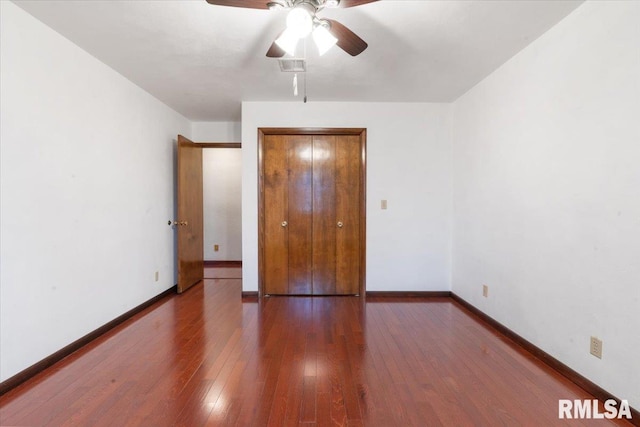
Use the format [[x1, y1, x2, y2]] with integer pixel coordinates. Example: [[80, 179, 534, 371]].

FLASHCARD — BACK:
[[205, 0, 378, 57]]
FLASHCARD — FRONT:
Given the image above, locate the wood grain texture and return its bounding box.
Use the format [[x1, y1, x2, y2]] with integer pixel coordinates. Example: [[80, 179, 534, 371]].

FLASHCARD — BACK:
[[327, 19, 368, 56], [358, 130, 367, 297], [0, 286, 176, 396], [260, 128, 366, 136], [0, 273, 633, 426], [266, 37, 286, 58], [336, 0, 379, 7], [195, 142, 241, 149], [203, 260, 242, 267], [205, 0, 269, 9], [204, 266, 242, 279], [366, 291, 452, 298], [335, 135, 361, 295], [259, 128, 366, 296], [263, 135, 290, 295], [287, 136, 313, 295], [312, 135, 337, 295], [451, 292, 640, 425], [177, 135, 204, 293]]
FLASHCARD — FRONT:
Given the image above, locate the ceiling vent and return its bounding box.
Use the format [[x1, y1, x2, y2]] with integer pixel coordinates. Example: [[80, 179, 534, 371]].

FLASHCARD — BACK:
[[278, 58, 306, 73]]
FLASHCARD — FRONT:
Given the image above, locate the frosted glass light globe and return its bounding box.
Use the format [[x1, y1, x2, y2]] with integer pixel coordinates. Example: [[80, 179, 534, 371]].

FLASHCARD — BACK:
[[286, 6, 313, 39]]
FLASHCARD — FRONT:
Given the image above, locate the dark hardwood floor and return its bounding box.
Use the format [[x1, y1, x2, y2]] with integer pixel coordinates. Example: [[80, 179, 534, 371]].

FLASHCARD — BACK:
[[204, 266, 243, 280], [0, 269, 632, 426]]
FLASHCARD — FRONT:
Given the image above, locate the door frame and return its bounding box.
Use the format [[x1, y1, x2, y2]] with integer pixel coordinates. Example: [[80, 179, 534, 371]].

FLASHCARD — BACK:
[[258, 127, 367, 297], [175, 139, 241, 293], [200, 142, 242, 266]]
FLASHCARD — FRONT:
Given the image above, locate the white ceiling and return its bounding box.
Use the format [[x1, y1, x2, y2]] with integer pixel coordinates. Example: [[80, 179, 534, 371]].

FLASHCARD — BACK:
[[14, 0, 583, 121]]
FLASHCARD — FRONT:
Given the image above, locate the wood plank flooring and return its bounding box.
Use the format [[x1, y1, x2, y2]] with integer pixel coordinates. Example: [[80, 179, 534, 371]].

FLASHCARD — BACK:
[[204, 266, 242, 279], [0, 269, 632, 426]]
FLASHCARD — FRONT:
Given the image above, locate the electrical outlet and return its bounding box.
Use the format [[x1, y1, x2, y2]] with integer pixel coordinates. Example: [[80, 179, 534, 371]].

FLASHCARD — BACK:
[[482, 285, 489, 297], [590, 336, 603, 359], [154, 271, 159, 282], [214, 244, 219, 252]]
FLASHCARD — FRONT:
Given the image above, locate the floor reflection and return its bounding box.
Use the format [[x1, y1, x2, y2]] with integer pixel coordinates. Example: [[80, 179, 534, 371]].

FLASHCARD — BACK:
[[0, 268, 618, 426]]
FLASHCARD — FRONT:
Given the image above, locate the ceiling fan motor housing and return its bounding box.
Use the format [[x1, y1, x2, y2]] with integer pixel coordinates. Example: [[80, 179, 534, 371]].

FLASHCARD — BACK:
[[267, 0, 339, 11]]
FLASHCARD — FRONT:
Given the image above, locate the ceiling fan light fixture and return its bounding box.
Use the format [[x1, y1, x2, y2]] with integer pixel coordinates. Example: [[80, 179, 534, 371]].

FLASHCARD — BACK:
[[325, 0, 340, 7], [312, 22, 337, 55], [275, 27, 300, 56], [267, 2, 285, 10], [286, 4, 314, 39]]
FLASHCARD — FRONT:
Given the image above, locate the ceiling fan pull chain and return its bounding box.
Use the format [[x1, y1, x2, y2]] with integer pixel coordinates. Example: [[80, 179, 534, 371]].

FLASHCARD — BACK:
[[303, 37, 308, 103], [304, 70, 308, 103]]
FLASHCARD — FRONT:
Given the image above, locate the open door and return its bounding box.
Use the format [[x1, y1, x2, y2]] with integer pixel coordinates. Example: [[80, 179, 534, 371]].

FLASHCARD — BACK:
[[177, 135, 204, 293]]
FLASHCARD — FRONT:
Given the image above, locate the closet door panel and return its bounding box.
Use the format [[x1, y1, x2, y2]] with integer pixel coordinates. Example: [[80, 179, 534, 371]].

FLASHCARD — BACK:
[[287, 136, 313, 295], [260, 128, 365, 296], [312, 136, 337, 295], [335, 135, 361, 295], [263, 135, 289, 294]]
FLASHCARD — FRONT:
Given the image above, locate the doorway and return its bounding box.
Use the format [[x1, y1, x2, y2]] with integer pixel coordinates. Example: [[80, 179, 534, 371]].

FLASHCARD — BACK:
[[202, 146, 242, 263], [176, 137, 242, 293], [258, 128, 366, 296]]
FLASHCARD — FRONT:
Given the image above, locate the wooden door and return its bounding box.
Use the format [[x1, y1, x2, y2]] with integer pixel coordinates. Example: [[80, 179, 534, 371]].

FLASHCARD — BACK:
[[263, 134, 313, 295], [177, 135, 204, 293], [312, 135, 337, 294], [260, 129, 365, 296], [334, 134, 361, 295], [312, 134, 361, 295]]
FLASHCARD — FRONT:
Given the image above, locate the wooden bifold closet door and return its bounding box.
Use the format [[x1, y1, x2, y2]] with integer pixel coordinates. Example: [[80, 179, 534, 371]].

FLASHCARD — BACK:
[[260, 129, 365, 296]]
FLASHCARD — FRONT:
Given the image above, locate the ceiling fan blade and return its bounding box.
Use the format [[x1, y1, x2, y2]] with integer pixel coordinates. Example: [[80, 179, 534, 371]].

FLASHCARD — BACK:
[[327, 19, 368, 56], [266, 38, 286, 58], [205, 0, 269, 9], [334, 0, 379, 8]]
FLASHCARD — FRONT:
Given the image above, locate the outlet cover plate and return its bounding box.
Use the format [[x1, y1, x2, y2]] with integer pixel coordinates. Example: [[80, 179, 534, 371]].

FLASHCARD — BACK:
[[590, 336, 603, 359]]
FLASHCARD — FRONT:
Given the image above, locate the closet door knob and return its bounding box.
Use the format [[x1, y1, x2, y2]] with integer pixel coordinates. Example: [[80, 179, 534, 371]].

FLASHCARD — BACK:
[[281, 221, 288, 227], [337, 222, 344, 228]]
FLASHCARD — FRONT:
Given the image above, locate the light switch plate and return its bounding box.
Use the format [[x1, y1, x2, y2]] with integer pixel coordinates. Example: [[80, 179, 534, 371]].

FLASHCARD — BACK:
[[590, 336, 603, 359], [381, 200, 387, 210]]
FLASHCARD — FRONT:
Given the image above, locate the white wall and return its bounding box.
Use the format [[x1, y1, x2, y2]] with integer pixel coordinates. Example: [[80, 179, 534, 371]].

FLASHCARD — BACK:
[[202, 149, 242, 260], [0, 2, 190, 381], [192, 121, 241, 142], [192, 122, 243, 261], [452, 0, 640, 409], [242, 102, 453, 293]]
